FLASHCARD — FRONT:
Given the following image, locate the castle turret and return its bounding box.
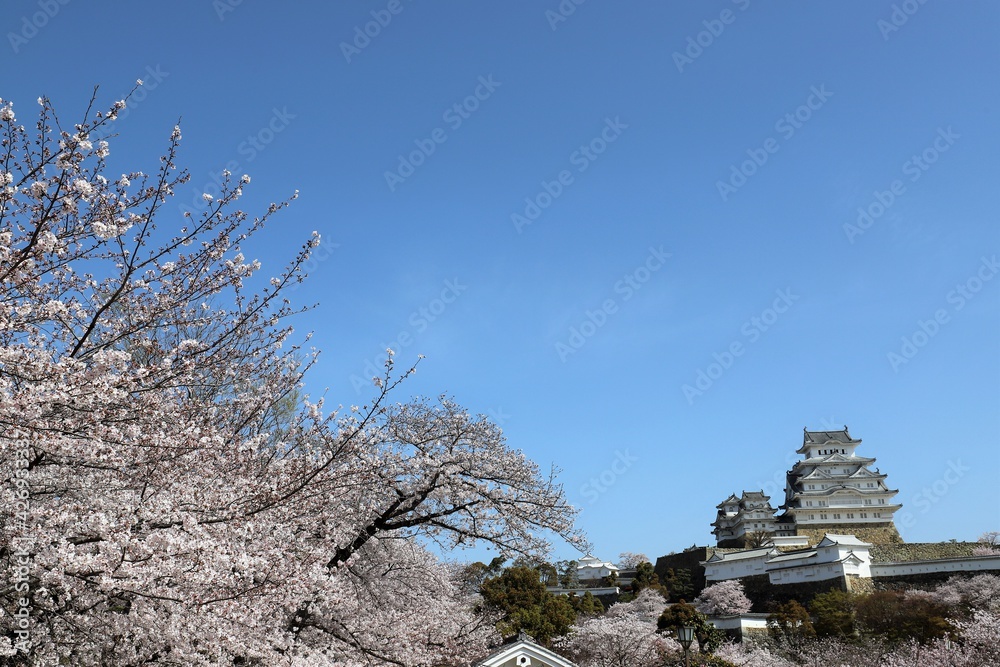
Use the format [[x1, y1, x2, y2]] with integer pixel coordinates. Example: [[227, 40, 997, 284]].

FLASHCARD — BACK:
[[712, 490, 786, 547]]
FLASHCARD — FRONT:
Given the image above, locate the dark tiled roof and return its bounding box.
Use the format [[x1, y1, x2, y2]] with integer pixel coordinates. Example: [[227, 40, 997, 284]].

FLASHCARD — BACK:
[[802, 427, 860, 445]]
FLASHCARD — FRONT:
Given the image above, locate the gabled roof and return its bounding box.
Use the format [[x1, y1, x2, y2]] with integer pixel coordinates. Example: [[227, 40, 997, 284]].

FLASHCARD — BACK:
[[716, 493, 740, 508], [799, 468, 835, 480], [475, 634, 579, 667], [817, 534, 873, 548], [788, 486, 897, 499], [795, 453, 876, 466], [578, 555, 617, 571], [847, 467, 885, 479], [797, 427, 861, 454], [803, 427, 859, 444], [703, 546, 778, 563], [766, 550, 818, 565], [741, 490, 770, 501]]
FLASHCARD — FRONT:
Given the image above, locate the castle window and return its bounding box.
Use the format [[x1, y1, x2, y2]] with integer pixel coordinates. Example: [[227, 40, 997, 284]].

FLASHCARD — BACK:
[[833, 513, 841, 519], [820, 513, 828, 520], [847, 513, 855, 519], [861, 513, 867, 518]]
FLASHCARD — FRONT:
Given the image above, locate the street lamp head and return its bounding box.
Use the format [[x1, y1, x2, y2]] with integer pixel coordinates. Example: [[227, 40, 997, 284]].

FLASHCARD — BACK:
[[677, 624, 695, 650]]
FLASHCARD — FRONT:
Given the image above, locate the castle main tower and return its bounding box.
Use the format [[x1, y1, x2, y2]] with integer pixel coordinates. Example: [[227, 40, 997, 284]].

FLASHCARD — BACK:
[[779, 427, 902, 544]]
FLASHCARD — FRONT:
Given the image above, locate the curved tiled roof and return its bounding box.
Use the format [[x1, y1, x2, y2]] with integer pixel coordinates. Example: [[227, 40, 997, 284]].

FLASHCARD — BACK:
[[794, 453, 876, 466], [788, 485, 898, 499], [803, 427, 859, 444], [797, 427, 862, 454]]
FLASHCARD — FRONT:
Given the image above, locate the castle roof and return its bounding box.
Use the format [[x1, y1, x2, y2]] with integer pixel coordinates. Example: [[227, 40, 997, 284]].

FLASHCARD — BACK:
[[716, 493, 740, 508], [703, 546, 777, 564], [791, 482, 897, 494], [741, 490, 770, 501], [794, 453, 876, 466], [797, 427, 861, 454], [817, 534, 873, 548]]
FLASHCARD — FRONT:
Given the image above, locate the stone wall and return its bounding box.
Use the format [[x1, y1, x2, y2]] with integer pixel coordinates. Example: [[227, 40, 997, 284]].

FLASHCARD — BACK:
[[869, 542, 978, 563], [653, 547, 711, 598], [739, 573, 846, 612], [872, 568, 997, 591], [794, 522, 902, 546], [847, 574, 876, 595]]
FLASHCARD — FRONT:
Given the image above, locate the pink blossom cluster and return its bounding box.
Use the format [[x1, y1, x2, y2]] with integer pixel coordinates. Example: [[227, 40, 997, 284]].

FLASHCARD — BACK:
[[557, 590, 680, 667], [0, 93, 585, 665], [693, 579, 753, 617]]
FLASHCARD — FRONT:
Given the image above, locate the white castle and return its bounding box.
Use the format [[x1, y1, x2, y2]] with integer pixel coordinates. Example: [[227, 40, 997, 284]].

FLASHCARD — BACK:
[[712, 427, 902, 547]]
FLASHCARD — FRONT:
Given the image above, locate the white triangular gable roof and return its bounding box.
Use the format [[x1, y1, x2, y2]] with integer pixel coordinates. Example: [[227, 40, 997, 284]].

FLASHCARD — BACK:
[[841, 552, 864, 565], [475, 638, 579, 667], [817, 534, 872, 548]]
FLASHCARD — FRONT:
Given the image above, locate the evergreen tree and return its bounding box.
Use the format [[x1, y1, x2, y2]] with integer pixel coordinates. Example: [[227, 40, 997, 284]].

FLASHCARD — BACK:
[[480, 566, 577, 643], [810, 589, 857, 638]]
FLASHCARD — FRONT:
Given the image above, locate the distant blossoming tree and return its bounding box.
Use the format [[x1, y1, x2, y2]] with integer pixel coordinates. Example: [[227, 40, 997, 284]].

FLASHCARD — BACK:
[[557, 589, 679, 667], [693, 579, 752, 616], [714, 640, 796, 667], [616, 551, 650, 569], [0, 91, 585, 665], [973, 531, 1000, 556]]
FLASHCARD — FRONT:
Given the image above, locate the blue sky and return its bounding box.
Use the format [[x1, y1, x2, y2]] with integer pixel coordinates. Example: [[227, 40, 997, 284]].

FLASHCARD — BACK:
[[4, 1, 998, 563]]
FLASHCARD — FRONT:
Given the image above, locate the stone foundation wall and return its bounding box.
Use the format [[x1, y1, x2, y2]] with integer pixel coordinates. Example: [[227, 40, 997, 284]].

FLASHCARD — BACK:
[[846, 574, 875, 595], [716, 538, 745, 549], [869, 542, 978, 563], [794, 522, 902, 545], [872, 568, 997, 591], [653, 548, 711, 598], [740, 573, 847, 611]]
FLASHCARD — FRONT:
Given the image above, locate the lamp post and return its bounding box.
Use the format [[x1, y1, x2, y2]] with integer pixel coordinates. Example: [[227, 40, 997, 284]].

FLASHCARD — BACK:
[[677, 625, 695, 667]]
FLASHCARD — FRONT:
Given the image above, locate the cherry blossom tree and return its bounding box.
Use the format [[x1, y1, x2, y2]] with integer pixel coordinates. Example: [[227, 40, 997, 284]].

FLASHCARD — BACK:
[[616, 551, 649, 569], [882, 610, 1000, 667], [693, 580, 752, 617], [0, 91, 585, 666], [713, 640, 796, 667], [978, 531, 999, 546], [973, 531, 1000, 556], [557, 590, 679, 667], [606, 588, 667, 622], [910, 573, 1000, 614]]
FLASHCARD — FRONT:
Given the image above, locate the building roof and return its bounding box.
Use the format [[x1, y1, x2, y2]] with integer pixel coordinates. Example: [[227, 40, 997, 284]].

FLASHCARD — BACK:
[[741, 490, 770, 501], [848, 468, 886, 479], [577, 555, 618, 571], [765, 550, 818, 565], [779, 502, 902, 513], [474, 632, 579, 667], [818, 534, 873, 547], [803, 427, 859, 444], [704, 546, 777, 563], [716, 493, 740, 508], [794, 453, 876, 466], [787, 486, 898, 499], [797, 427, 861, 453]]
